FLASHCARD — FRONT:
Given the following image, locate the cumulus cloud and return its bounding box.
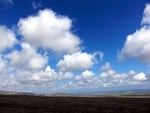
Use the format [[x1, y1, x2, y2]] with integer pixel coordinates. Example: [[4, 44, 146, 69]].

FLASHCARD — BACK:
[[0, 65, 75, 91], [100, 62, 116, 78], [119, 4, 150, 63], [82, 70, 95, 80], [0, 6, 149, 93], [100, 69, 116, 78], [58, 72, 74, 79], [118, 27, 150, 62], [75, 70, 98, 87], [18, 9, 81, 54], [0, 61, 148, 92], [61, 82, 76, 89], [133, 72, 147, 81], [0, 25, 17, 52], [99, 62, 147, 85], [73, 62, 148, 89], [31, 66, 57, 82], [75, 75, 82, 81], [57, 52, 98, 72], [63, 72, 74, 79], [5, 42, 47, 70], [99, 72, 108, 78]]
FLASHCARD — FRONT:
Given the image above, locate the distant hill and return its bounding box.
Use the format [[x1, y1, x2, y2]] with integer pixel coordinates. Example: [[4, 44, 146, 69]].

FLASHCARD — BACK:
[[0, 90, 34, 95], [0, 88, 150, 96]]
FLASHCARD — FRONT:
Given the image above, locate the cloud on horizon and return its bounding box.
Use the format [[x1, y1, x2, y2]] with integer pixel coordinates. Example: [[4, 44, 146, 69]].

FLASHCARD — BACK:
[[0, 0, 13, 9]]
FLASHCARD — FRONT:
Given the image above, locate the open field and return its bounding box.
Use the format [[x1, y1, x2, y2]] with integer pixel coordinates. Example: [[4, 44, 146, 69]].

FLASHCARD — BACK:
[[0, 94, 150, 113]]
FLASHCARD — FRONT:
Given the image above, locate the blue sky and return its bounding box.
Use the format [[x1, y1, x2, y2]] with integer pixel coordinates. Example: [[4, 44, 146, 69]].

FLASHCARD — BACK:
[[0, 0, 150, 94]]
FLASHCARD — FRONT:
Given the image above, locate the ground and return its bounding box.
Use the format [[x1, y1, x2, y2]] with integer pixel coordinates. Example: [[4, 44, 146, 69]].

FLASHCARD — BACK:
[[0, 94, 150, 113]]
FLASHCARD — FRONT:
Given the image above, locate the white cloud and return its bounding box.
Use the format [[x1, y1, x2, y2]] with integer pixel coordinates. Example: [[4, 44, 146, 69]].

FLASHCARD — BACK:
[[100, 69, 116, 78], [0, 66, 58, 90], [82, 70, 95, 80], [100, 72, 108, 78], [5, 42, 47, 70], [75, 70, 98, 87], [99, 63, 148, 88], [57, 52, 97, 72], [32, 66, 57, 82], [133, 72, 147, 81], [63, 72, 74, 79], [18, 9, 81, 54], [100, 62, 111, 71], [119, 4, 150, 63], [0, 5, 149, 93], [118, 27, 150, 62], [0, 56, 6, 73], [100, 62, 116, 78], [107, 69, 116, 76], [61, 82, 73, 89], [142, 4, 150, 25], [0, 61, 148, 92], [75, 75, 82, 81], [58, 71, 74, 79], [128, 70, 136, 76], [112, 73, 128, 80], [0, 25, 17, 52]]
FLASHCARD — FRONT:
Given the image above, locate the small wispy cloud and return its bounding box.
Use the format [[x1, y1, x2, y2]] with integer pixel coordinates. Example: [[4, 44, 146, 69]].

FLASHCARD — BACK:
[[0, 0, 13, 5], [0, 0, 13, 9], [32, 0, 42, 10], [0, 0, 13, 4]]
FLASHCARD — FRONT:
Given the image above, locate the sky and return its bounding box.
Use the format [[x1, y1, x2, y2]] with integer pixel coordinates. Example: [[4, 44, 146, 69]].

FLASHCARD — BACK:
[[0, 0, 150, 94]]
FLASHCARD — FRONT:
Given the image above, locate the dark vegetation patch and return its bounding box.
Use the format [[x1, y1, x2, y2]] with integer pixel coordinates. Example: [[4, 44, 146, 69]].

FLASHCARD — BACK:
[[0, 94, 150, 113]]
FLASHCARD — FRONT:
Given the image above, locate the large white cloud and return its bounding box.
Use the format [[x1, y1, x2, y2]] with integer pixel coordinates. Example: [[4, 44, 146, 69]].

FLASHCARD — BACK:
[[5, 42, 47, 70], [18, 9, 81, 54], [57, 52, 97, 72], [0, 25, 17, 52], [118, 27, 150, 62], [119, 4, 150, 62]]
